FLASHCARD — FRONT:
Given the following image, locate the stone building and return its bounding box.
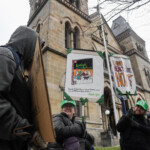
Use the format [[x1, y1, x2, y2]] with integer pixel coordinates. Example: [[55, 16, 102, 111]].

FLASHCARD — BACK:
[[27, 0, 150, 146]]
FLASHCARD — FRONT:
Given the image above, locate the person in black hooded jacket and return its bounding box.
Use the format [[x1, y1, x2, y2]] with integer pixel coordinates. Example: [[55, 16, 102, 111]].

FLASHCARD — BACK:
[[116, 99, 150, 150], [0, 26, 46, 150], [47, 99, 94, 150]]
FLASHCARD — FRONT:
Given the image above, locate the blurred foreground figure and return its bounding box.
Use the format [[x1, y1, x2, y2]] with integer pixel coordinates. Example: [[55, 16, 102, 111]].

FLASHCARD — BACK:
[[0, 26, 47, 150], [117, 100, 150, 150]]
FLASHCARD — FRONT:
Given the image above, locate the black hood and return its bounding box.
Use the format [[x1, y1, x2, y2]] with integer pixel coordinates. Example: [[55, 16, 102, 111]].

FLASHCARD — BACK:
[[6, 26, 38, 70]]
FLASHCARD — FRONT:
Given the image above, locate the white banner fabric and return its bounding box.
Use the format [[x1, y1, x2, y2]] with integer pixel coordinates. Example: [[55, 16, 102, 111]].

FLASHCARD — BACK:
[[65, 50, 104, 103], [110, 54, 136, 95]]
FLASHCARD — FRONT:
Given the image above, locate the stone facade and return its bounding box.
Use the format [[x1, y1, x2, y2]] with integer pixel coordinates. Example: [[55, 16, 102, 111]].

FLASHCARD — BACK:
[[27, 0, 150, 147]]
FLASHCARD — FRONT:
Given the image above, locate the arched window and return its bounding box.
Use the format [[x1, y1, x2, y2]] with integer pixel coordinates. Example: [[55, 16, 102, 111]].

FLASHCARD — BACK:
[[73, 27, 80, 49], [65, 22, 71, 48]]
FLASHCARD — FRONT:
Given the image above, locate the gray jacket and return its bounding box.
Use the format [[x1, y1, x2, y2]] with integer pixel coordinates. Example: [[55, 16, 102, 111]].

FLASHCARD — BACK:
[[0, 26, 38, 150]]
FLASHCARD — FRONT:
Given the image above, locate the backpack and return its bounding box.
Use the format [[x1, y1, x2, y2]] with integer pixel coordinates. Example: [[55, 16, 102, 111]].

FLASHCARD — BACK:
[[63, 137, 81, 150], [2, 46, 20, 70]]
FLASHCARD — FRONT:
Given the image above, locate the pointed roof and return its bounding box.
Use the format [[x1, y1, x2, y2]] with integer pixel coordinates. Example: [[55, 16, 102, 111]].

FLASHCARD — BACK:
[[111, 16, 132, 36]]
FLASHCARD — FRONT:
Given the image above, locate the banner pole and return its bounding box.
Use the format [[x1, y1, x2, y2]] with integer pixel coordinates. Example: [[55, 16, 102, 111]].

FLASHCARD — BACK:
[[82, 105, 85, 122], [113, 76, 127, 115], [120, 98, 127, 115], [97, 0, 120, 139], [80, 98, 88, 124]]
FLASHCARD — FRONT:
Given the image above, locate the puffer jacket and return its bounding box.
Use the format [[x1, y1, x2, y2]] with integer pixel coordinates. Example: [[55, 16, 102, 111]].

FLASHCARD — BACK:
[[47, 112, 94, 150], [0, 26, 38, 150], [116, 111, 150, 150]]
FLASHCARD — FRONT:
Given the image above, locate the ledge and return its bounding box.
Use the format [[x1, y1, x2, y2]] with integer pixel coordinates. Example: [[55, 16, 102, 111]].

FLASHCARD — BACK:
[[42, 46, 67, 58], [56, 0, 91, 22], [124, 49, 149, 63]]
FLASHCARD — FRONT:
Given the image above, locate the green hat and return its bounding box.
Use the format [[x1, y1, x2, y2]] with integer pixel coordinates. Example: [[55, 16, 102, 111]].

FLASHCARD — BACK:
[[61, 99, 76, 108], [136, 100, 148, 111]]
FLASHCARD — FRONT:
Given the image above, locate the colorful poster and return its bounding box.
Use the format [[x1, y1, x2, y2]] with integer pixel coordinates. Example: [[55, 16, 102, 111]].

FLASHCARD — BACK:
[[110, 54, 136, 95], [72, 58, 93, 85], [65, 50, 104, 103]]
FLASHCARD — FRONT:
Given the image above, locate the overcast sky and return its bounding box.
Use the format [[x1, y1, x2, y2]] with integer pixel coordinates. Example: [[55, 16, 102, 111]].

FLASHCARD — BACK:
[[0, 0, 150, 59]]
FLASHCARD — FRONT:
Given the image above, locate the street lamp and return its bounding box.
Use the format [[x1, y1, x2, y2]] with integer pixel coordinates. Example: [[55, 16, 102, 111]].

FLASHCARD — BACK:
[[105, 109, 114, 146], [105, 110, 110, 115], [105, 110, 110, 131]]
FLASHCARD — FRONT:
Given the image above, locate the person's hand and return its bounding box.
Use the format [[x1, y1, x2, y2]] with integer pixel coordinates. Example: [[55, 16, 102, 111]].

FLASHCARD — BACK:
[[13, 125, 47, 149], [75, 121, 86, 137], [30, 131, 47, 150], [90, 146, 95, 150], [126, 108, 134, 119]]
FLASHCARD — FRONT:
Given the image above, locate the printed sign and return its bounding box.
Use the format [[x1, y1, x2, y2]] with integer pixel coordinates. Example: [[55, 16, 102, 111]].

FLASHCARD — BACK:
[[110, 54, 136, 95], [65, 50, 104, 103]]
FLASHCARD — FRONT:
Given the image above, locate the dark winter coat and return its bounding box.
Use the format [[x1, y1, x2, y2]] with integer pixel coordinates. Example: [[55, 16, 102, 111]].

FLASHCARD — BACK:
[[116, 109, 150, 150], [0, 26, 38, 150], [47, 112, 94, 150]]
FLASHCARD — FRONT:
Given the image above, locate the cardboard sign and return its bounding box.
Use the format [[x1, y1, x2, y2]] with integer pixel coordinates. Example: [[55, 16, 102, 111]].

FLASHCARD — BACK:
[[65, 50, 104, 103], [110, 54, 136, 95], [29, 38, 55, 142]]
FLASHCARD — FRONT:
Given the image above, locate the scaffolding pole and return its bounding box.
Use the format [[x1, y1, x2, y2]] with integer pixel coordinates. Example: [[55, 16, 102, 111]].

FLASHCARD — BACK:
[[97, 0, 120, 140]]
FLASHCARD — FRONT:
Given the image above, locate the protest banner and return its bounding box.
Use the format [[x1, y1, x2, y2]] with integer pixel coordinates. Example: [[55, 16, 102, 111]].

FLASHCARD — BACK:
[[110, 54, 136, 97], [65, 49, 104, 103]]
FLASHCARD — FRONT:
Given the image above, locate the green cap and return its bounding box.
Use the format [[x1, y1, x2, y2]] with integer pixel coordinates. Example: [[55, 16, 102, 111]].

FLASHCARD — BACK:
[[61, 99, 76, 108], [136, 100, 148, 111]]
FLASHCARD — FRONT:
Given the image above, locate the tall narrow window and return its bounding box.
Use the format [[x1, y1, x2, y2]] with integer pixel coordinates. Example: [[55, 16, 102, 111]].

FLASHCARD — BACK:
[[76, 101, 82, 117], [65, 22, 71, 48], [36, 24, 40, 33], [84, 102, 89, 118], [75, 101, 88, 118], [75, 0, 80, 9], [69, 0, 74, 4], [73, 27, 80, 49]]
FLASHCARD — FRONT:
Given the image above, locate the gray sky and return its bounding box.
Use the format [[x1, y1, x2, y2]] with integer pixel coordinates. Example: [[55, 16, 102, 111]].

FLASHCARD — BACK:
[[0, 0, 30, 44], [0, 0, 149, 59]]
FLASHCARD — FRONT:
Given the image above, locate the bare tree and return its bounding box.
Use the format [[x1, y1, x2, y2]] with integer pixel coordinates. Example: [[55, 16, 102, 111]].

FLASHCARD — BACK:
[[89, 0, 150, 23]]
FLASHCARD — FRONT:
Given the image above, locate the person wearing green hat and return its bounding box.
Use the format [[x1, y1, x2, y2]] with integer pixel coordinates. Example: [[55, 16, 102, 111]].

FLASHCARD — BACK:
[[116, 99, 150, 150], [60, 99, 76, 120], [46, 99, 94, 150]]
